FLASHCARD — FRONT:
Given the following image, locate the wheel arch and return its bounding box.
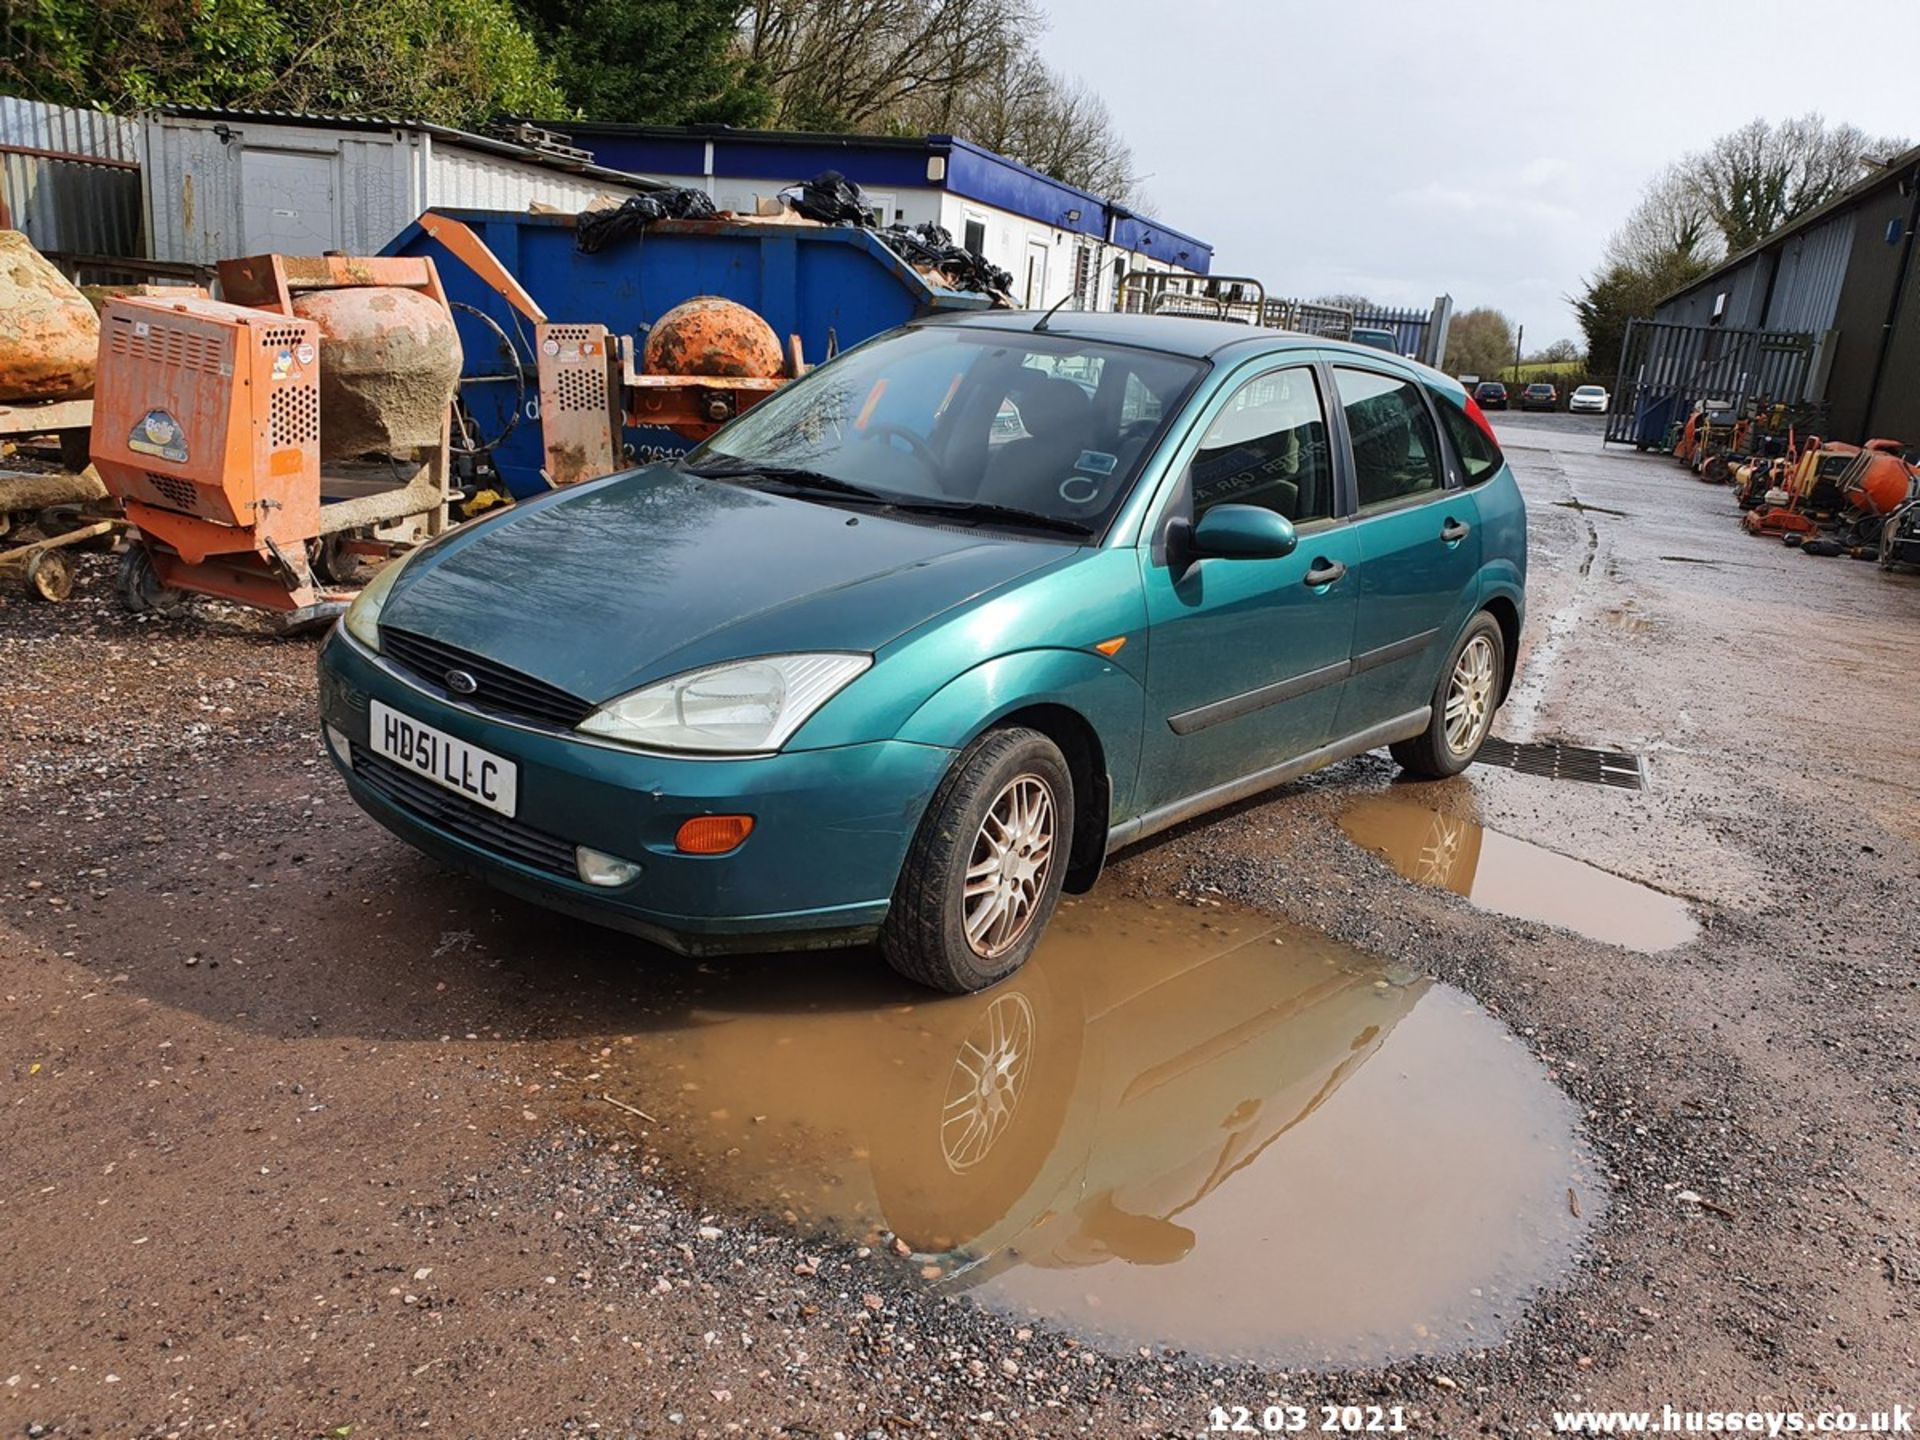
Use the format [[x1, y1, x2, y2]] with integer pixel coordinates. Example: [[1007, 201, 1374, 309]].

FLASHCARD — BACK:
[[1480, 592, 1521, 702], [894, 648, 1138, 898], [990, 702, 1110, 895]]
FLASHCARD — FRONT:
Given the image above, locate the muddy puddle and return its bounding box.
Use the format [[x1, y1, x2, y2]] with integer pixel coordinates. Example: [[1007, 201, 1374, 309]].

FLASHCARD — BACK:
[[1340, 794, 1697, 953], [591, 896, 1600, 1367]]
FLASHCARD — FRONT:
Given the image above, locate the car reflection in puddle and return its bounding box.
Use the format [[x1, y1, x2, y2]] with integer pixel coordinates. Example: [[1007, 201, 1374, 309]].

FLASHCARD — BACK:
[[1340, 793, 1698, 953], [596, 895, 1601, 1368]]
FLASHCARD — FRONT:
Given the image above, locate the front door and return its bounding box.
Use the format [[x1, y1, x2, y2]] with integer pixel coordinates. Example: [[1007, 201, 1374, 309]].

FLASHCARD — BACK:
[[1328, 364, 1483, 732], [1138, 363, 1358, 811], [242, 148, 338, 254], [1024, 240, 1050, 307]]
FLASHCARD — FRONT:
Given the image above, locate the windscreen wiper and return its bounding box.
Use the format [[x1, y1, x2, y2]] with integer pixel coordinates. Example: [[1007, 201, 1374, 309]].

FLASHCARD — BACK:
[[886, 498, 1094, 538], [679, 458, 890, 504]]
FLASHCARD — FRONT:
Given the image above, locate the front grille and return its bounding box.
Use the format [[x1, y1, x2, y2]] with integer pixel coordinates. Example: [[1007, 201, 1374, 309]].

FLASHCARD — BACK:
[[350, 743, 576, 878], [380, 627, 594, 729]]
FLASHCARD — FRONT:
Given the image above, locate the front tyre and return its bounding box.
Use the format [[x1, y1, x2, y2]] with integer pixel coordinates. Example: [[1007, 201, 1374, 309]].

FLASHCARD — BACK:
[[881, 727, 1074, 994], [1390, 612, 1505, 779]]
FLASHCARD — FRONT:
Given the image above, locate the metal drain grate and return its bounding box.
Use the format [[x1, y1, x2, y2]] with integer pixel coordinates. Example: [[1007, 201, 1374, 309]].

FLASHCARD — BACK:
[[1475, 737, 1646, 790]]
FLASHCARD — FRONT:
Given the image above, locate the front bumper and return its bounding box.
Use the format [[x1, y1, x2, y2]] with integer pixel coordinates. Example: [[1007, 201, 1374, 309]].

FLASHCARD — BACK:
[[317, 630, 956, 954]]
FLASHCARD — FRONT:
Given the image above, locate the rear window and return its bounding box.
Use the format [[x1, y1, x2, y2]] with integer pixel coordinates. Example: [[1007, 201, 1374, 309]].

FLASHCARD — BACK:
[[1435, 392, 1504, 485]]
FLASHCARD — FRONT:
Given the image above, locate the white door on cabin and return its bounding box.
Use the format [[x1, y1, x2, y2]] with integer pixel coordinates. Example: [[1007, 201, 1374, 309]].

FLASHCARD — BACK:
[[1024, 239, 1049, 307], [242, 149, 338, 255]]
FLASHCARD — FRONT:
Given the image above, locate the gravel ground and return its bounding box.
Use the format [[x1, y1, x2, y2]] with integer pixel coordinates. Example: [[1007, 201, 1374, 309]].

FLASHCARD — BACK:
[[1, 421, 1917, 1436]]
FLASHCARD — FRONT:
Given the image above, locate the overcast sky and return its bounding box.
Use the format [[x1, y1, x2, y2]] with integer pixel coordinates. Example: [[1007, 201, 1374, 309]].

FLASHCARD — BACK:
[[1037, 0, 1918, 345]]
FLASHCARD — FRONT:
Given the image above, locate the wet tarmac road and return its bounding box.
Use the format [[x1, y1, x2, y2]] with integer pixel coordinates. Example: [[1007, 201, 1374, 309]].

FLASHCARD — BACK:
[[2, 416, 1918, 1434]]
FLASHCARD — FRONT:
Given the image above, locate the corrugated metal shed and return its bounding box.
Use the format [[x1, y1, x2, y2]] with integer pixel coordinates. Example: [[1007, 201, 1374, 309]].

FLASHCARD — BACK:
[[1761, 212, 1854, 332], [144, 109, 661, 266], [0, 96, 144, 261]]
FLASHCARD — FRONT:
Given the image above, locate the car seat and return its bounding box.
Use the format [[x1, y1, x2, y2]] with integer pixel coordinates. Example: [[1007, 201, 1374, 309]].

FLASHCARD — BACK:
[[978, 376, 1094, 508]]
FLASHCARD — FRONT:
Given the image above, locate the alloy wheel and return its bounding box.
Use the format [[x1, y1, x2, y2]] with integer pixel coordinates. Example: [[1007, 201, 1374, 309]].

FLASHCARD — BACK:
[[962, 774, 1056, 959], [1444, 634, 1498, 755]]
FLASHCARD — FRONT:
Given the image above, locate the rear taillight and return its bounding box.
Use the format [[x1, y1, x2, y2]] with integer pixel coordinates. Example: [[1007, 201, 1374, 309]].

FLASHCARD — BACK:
[[1464, 394, 1501, 446]]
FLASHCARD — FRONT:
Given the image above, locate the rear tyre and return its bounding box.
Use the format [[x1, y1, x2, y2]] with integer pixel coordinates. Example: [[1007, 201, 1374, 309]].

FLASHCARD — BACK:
[[1390, 611, 1505, 779], [881, 727, 1073, 994]]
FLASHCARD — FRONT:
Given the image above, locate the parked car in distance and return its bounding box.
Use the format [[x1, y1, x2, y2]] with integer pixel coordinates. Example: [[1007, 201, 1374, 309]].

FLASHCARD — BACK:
[[1474, 380, 1509, 410], [1349, 325, 1400, 353], [1569, 384, 1609, 414], [320, 312, 1527, 993], [1520, 383, 1559, 412]]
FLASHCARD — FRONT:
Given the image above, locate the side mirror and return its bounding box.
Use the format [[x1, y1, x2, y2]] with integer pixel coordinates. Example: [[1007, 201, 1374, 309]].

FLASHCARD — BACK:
[[1191, 504, 1298, 560]]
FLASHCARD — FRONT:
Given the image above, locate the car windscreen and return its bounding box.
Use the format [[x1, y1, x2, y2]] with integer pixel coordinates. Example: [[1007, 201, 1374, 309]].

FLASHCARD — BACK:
[[687, 326, 1206, 537]]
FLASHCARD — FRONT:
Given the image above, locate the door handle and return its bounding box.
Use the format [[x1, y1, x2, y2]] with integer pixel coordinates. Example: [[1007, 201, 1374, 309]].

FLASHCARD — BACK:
[[1441, 518, 1471, 543], [1303, 558, 1346, 588]]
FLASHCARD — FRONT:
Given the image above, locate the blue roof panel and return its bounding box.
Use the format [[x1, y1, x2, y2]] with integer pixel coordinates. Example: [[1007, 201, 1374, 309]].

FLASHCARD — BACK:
[[548, 124, 1212, 273]]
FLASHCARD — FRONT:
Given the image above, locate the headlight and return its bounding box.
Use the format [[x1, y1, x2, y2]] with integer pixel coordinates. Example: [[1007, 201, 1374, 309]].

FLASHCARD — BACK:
[[341, 549, 414, 652], [577, 653, 871, 754]]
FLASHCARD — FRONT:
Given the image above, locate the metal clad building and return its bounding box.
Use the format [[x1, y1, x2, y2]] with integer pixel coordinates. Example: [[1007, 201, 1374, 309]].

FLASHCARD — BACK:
[[0, 96, 144, 266], [144, 110, 660, 266], [1653, 144, 1920, 443]]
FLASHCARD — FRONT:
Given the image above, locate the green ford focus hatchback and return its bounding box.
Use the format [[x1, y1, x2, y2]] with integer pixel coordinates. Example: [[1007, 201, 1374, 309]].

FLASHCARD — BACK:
[[319, 311, 1525, 992]]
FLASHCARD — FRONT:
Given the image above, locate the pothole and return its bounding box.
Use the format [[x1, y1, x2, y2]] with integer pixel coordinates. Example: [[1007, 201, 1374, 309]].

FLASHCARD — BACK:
[[591, 895, 1601, 1368], [1340, 793, 1697, 952]]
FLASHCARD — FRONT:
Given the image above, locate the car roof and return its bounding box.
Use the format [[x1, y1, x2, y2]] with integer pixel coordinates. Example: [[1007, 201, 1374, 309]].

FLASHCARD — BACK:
[[917, 308, 1364, 363]]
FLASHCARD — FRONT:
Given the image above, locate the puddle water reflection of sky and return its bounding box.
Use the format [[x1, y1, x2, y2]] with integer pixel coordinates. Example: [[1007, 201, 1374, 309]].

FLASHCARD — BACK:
[[594, 895, 1601, 1367], [1340, 793, 1698, 954]]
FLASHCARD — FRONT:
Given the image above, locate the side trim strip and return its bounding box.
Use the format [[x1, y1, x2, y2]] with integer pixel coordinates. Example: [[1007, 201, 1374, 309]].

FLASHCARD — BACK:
[[1107, 707, 1432, 854], [1350, 626, 1440, 677], [1167, 659, 1351, 736]]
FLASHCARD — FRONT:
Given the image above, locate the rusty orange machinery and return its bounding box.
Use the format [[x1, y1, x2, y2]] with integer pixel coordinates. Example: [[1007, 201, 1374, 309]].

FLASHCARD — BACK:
[[535, 303, 789, 485], [1741, 440, 1846, 538], [91, 253, 458, 619], [1741, 438, 1917, 539], [1843, 439, 1919, 518], [418, 212, 795, 489]]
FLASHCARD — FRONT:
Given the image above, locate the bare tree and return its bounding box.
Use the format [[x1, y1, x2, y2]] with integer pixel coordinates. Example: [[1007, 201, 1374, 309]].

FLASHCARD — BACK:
[[737, 0, 1136, 198], [1605, 162, 1720, 273], [741, 0, 1033, 132], [937, 43, 1136, 198], [1683, 114, 1907, 253]]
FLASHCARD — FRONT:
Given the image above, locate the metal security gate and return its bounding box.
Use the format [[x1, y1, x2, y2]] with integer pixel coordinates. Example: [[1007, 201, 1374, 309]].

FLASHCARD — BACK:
[[1607, 318, 1817, 448]]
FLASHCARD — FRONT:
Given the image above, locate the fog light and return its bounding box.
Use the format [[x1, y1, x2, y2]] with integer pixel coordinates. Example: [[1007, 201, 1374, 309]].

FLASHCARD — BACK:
[[576, 845, 642, 888], [324, 723, 353, 770], [674, 814, 755, 854]]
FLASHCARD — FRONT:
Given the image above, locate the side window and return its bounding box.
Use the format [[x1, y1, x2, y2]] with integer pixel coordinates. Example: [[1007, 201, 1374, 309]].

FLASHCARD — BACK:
[[1435, 393, 1504, 484], [1334, 367, 1445, 509], [1120, 371, 1163, 427], [1186, 367, 1333, 525]]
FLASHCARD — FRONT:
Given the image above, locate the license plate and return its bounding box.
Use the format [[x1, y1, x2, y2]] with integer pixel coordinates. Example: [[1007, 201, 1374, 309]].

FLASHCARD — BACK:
[[369, 700, 518, 818]]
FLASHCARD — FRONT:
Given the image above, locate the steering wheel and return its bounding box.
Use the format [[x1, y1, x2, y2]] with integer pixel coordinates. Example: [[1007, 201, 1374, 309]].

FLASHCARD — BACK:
[[862, 422, 942, 476]]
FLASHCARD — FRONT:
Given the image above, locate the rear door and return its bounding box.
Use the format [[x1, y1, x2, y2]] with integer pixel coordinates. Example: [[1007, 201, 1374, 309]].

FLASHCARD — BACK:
[[1136, 361, 1358, 810], [1330, 364, 1482, 734]]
